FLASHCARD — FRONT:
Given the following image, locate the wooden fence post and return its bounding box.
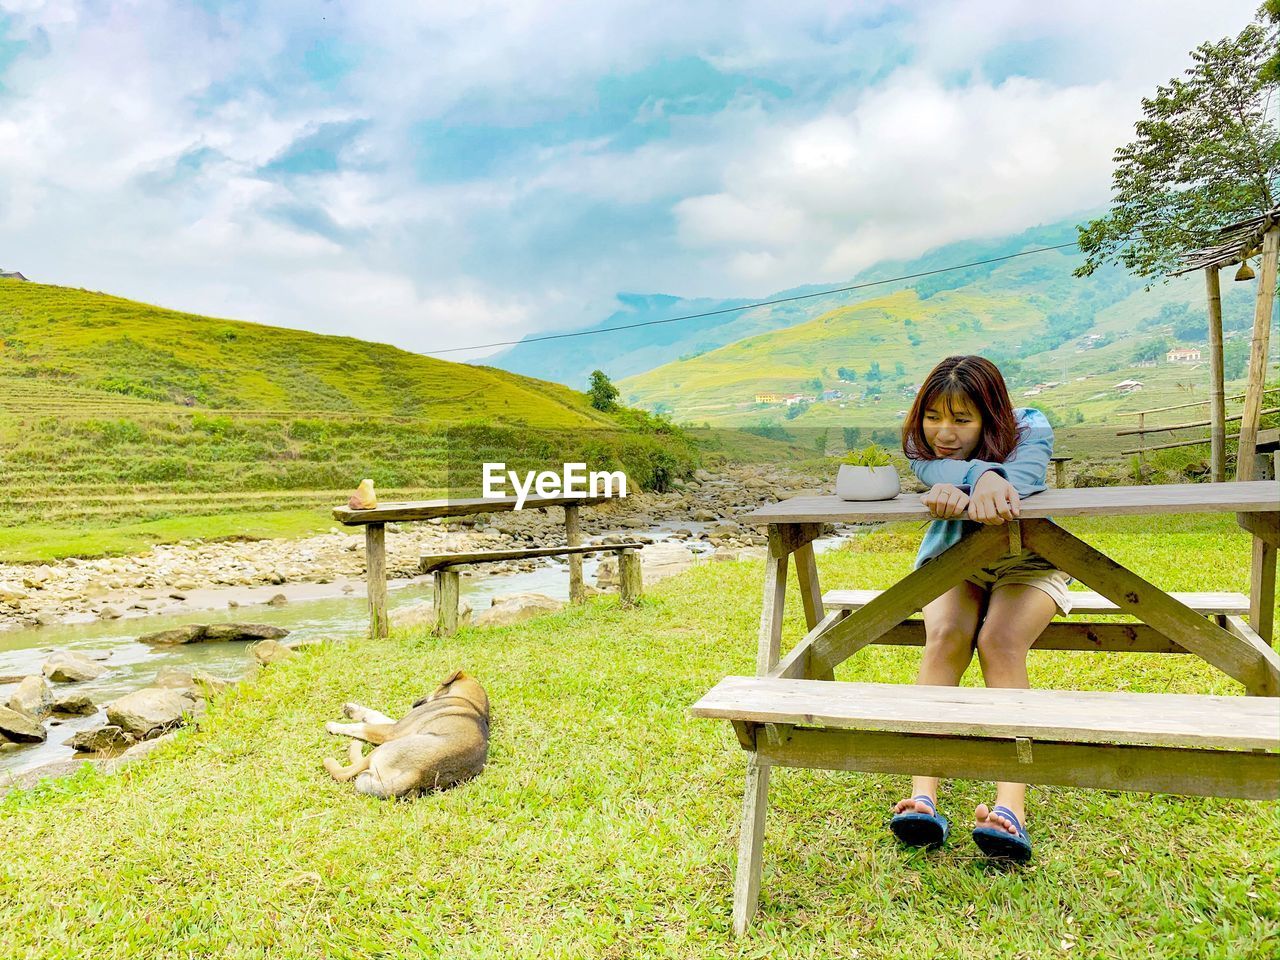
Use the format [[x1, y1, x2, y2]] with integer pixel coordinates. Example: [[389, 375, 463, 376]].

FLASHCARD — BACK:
[[565, 504, 584, 604], [619, 549, 643, 607], [1237, 226, 1279, 481], [1205, 266, 1227, 482], [365, 523, 388, 639], [1136, 413, 1145, 468]]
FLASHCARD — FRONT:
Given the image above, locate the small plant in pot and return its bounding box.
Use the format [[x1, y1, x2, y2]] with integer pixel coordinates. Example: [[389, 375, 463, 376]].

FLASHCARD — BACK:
[[835, 443, 901, 501]]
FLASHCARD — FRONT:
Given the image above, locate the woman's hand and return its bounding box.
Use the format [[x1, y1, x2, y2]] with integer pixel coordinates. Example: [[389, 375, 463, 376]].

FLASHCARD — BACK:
[[922, 483, 970, 519], [968, 471, 1020, 525]]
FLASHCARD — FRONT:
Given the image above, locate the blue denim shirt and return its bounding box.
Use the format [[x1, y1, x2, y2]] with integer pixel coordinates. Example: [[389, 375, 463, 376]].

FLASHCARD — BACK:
[[909, 407, 1055, 571]]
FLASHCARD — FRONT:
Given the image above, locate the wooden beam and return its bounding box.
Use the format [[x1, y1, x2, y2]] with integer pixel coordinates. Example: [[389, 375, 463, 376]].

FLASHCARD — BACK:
[[1021, 520, 1279, 695], [770, 522, 824, 558], [564, 504, 584, 604], [756, 730, 1278, 801], [365, 523, 388, 639], [1250, 536, 1277, 646], [1222, 616, 1280, 683], [1237, 512, 1280, 548], [787, 525, 1009, 678], [419, 542, 645, 573], [792, 541, 824, 631], [1206, 266, 1227, 482], [333, 493, 614, 525], [1237, 225, 1280, 481]]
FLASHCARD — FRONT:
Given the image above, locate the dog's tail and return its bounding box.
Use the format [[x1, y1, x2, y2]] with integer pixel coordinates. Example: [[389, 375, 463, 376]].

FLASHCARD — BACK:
[[324, 741, 372, 782]]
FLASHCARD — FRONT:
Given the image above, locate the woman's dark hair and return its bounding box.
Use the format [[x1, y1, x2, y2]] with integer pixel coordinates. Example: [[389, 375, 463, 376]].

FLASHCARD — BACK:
[[901, 355, 1023, 462]]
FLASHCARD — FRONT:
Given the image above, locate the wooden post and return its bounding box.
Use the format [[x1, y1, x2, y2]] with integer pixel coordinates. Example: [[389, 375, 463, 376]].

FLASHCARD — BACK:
[[433, 568, 460, 637], [365, 523, 388, 638], [1136, 413, 1146, 468], [1237, 226, 1279, 481], [1054, 459, 1067, 489], [565, 504, 584, 604], [618, 549, 643, 607], [1249, 537, 1276, 647], [1205, 266, 1227, 482]]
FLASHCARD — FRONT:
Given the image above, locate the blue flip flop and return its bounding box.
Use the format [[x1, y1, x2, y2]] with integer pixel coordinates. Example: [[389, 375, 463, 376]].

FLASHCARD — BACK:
[[973, 805, 1033, 863], [890, 794, 949, 848]]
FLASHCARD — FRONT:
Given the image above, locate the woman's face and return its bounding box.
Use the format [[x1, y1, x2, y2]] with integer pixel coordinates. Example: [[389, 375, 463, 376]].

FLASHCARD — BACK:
[[923, 394, 982, 459]]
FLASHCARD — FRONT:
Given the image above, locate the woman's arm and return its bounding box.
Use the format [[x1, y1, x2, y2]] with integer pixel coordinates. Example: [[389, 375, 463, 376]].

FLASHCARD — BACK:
[[908, 409, 1054, 496]]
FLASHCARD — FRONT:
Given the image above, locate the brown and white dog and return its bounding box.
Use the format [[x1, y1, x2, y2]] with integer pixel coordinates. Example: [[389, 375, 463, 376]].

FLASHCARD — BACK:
[[323, 670, 490, 798]]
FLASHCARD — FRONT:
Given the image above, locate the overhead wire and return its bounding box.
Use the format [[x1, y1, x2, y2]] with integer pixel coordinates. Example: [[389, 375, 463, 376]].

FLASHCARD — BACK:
[[425, 240, 1080, 356]]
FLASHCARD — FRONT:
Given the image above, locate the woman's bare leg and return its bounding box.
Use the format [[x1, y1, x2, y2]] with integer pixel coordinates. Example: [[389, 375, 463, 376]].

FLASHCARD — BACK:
[[893, 580, 986, 816], [972, 583, 1057, 834]]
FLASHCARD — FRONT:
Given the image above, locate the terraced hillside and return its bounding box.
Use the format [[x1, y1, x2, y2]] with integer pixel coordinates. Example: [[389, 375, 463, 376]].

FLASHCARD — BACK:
[[0, 281, 695, 560]]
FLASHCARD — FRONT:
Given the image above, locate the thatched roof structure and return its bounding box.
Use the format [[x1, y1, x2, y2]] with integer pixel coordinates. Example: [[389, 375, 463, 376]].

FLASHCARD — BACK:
[[1171, 205, 1280, 275]]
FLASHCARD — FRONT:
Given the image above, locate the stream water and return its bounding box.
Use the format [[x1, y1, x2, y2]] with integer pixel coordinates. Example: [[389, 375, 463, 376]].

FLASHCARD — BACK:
[[1, 526, 857, 779]]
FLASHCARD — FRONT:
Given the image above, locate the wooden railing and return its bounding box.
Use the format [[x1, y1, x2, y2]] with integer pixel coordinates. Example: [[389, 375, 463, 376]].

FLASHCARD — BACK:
[[1116, 386, 1280, 464]]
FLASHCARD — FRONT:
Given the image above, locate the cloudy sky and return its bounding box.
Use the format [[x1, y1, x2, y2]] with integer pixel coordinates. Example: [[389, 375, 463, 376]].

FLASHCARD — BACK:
[[0, 0, 1262, 359]]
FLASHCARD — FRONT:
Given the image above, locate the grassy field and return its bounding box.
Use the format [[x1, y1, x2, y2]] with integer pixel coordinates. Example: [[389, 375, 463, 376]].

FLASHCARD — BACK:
[[2, 514, 1275, 959], [0, 281, 699, 559]]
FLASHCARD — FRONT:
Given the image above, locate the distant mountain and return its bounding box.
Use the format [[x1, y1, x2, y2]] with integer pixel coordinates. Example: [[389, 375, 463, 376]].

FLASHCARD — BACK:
[[487, 217, 1111, 388]]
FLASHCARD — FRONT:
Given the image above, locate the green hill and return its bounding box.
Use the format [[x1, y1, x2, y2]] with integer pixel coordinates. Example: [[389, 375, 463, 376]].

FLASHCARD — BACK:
[[0, 281, 694, 560]]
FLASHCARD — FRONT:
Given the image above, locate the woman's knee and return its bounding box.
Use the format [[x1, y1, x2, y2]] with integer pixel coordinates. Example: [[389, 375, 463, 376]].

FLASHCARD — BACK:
[[924, 621, 976, 658], [975, 626, 1028, 667]]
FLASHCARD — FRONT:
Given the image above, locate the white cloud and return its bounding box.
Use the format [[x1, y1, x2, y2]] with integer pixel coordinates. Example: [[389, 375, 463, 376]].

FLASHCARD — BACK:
[[0, 0, 1265, 358]]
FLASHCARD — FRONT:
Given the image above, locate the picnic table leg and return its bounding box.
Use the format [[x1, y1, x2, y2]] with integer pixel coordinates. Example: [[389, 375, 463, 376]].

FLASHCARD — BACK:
[[565, 504, 584, 604], [365, 523, 389, 639], [1249, 536, 1276, 646], [732, 525, 790, 935], [434, 569, 460, 637]]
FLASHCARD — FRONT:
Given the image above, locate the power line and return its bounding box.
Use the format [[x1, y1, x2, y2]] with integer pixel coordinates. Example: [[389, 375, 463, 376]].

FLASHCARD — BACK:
[[427, 240, 1080, 356]]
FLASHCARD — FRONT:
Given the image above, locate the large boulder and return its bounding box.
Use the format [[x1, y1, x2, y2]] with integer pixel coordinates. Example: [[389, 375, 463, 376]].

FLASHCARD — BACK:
[[639, 542, 698, 583], [42, 651, 106, 683], [251, 639, 295, 665], [0, 704, 46, 743], [105, 688, 195, 739], [7, 676, 53, 719], [65, 725, 135, 754], [397, 599, 473, 630], [474, 592, 564, 627], [137, 623, 290, 644], [201, 623, 289, 642]]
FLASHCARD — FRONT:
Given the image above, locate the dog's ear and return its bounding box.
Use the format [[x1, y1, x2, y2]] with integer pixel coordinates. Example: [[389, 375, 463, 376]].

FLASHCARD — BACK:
[[439, 669, 465, 687]]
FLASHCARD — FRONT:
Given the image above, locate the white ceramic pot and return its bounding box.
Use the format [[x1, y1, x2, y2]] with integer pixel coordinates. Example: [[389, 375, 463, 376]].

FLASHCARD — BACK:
[[835, 464, 901, 501]]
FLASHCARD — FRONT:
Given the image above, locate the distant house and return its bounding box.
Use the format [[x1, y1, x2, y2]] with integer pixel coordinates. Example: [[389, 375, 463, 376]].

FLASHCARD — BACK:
[[821, 389, 843, 401], [1114, 379, 1144, 394], [1167, 347, 1201, 363], [0, 269, 28, 281], [783, 394, 815, 406], [754, 393, 781, 404], [1022, 388, 1042, 397], [1133, 359, 1157, 368], [1077, 333, 1105, 350]]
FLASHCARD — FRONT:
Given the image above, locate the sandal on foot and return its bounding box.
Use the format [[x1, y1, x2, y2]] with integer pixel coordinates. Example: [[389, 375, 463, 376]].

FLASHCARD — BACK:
[[890, 795, 949, 848], [973, 805, 1032, 863]]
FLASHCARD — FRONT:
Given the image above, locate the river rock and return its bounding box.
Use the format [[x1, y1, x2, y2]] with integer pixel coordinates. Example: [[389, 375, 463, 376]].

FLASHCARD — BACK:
[[105, 688, 195, 739], [397, 599, 473, 630], [192, 669, 233, 697], [474, 593, 564, 627], [66, 725, 135, 753], [153, 667, 198, 697], [42, 651, 107, 682], [51, 692, 97, 715], [639, 542, 698, 583], [7, 676, 53, 719], [137, 624, 205, 644], [252, 639, 295, 665], [266, 593, 288, 606], [0, 704, 46, 743]]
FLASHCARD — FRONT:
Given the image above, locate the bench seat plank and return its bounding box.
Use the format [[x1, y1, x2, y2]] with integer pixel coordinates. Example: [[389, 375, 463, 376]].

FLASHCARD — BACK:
[[822, 589, 1250, 617], [420, 542, 644, 573], [690, 677, 1280, 751]]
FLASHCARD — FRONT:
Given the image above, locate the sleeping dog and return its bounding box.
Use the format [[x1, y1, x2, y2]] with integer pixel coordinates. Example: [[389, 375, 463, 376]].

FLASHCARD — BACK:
[[323, 670, 490, 798]]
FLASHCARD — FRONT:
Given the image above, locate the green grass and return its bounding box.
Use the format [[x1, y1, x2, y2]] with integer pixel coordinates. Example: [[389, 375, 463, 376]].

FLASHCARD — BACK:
[[2, 514, 1275, 958], [0, 508, 337, 563]]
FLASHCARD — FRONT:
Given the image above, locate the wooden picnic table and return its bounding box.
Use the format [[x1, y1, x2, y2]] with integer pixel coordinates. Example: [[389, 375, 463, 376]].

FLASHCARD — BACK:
[[692, 480, 1280, 933], [333, 494, 615, 637]]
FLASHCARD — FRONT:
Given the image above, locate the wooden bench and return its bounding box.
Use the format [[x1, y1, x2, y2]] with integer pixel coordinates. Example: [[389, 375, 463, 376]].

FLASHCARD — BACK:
[[821, 589, 1252, 654], [691, 677, 1280, 800], [421, 542, 645, 636]]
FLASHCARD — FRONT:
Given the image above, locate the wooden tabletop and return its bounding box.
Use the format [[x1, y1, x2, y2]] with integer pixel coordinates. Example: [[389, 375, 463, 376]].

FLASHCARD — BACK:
[[746, 480, 1279, 525], [333, 493, 616, 525]]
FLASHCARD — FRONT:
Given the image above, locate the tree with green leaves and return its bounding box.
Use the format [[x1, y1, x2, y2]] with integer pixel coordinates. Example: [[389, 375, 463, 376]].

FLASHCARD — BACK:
[[587, 369, 619, 411], [1075, 10, 1279, 279]]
